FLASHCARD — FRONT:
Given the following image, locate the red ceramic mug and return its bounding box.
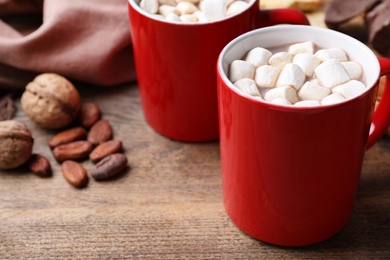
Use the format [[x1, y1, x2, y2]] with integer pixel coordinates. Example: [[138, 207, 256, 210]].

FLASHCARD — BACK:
[[128, 0, 309, 142], [217, 25, 390, 246]]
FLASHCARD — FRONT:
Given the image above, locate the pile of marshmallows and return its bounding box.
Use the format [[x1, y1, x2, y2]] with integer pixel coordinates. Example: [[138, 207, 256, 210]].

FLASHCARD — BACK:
[[139, 0, 249, 23], [229, 41, 366, 107]]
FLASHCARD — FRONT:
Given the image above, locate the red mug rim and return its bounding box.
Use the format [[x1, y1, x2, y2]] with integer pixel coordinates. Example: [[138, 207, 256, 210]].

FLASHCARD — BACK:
[[217, 25, 381, 110]]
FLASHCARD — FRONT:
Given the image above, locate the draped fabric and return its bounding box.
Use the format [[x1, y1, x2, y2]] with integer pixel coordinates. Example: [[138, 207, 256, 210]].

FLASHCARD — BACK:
[[0, 0, 136, 89]]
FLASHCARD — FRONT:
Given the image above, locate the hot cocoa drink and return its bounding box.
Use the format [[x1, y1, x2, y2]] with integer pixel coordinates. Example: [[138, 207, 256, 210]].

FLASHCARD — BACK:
[[138, 0, 251, 23], [228, 41, 366, 107]]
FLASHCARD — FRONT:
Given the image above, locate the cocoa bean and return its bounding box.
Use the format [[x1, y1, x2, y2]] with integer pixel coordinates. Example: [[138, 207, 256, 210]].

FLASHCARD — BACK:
[[90, 153, 128, 180], [78, 102, 101, 129], [53, 140, 93, 162], [61, 160, 88, 188], [89, 140, 123, 163], [48, 126, 87, 148], [28, 154, 52, 177], [87, 119, 112, 145]]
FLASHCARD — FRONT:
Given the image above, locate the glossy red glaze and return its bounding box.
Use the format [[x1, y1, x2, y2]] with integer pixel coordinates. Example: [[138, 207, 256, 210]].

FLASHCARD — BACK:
[[217, 26, 390, 246], [368, 58, 390, 148], [128, 0, 309, 142]]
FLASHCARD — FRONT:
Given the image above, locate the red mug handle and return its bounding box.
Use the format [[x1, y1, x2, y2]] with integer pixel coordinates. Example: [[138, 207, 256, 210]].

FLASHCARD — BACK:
[[367, 57, 390, 149], [258, 8, 310, 27]]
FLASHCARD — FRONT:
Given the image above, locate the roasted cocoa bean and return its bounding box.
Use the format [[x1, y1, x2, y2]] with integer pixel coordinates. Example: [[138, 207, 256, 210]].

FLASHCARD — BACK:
[[78, 102, 101, 128], [48, 126, 87, 148], [87, 119, 112, 145], [53, 140, 93, 162], [61, 160, 88, 188], [89, 140, 123, 163], [90, 153, 128, 180], [28, 154, 52, 177]]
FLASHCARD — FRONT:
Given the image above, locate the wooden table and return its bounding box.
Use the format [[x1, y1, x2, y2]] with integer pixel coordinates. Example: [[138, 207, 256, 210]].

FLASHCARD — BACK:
[[1, 12, 390, 259]]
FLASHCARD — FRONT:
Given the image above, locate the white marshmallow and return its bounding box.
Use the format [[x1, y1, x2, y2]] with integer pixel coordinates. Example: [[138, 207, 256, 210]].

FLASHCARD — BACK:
[[203, 0, 226, 22], [226, 1, 249, 16], [264, 85, 299, 104], [314, 59, 350, 89], [271, 98, 292, 106], [159, 5, 180, 17], [176, 0, 200, 4], [245, 47, 272, 68], [288, 41, 315, 55], [342, 61, 363, 80], [180, 14, 198, 22], [321, 92, 345, 105], [166, 12, 182, 22], [153, 14, 165, 20], [294, 100, 321, 107], [229, 60, 255, 83], [254, 65, 280, 88], [332, 80, 366, 99], [140, 0, 159, 14], [298, 81, 331, 101], [158, 0, 176, 5], [315, 48, 348, 62], [309, 78, 320, 85], [198, 0, 205, 10], [176, 2, 198, 14], [226, 0, 235, 6], [194, 10, 207, 22], [293, 53, 321, 77], [234, 78, 261, 96], [276, 63, 306, 90], [200, 0, 232, 11], [269, 52, 293, 70]]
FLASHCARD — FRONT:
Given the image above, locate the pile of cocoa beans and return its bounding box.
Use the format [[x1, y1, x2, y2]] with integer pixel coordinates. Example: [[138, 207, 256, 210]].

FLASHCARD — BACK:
[[48, 102, 128, 188]]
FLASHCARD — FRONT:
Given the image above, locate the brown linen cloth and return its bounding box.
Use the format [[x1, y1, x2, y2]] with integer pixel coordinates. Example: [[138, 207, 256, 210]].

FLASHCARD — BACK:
[[0, 0, 136, 89]]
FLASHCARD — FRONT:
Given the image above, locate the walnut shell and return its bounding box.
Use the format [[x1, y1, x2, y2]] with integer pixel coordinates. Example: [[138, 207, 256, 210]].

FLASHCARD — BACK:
[[0, 120, 34, 169], [21, 73, 81, 129]]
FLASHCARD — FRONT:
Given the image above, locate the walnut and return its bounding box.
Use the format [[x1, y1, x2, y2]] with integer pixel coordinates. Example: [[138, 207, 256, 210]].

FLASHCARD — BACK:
[[0, 120, 34, 169], [21, 73, 81, 129]]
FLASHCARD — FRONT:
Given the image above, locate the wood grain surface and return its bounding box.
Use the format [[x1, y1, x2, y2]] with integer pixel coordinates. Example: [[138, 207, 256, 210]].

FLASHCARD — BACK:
[[1, 12, 390, 260]]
